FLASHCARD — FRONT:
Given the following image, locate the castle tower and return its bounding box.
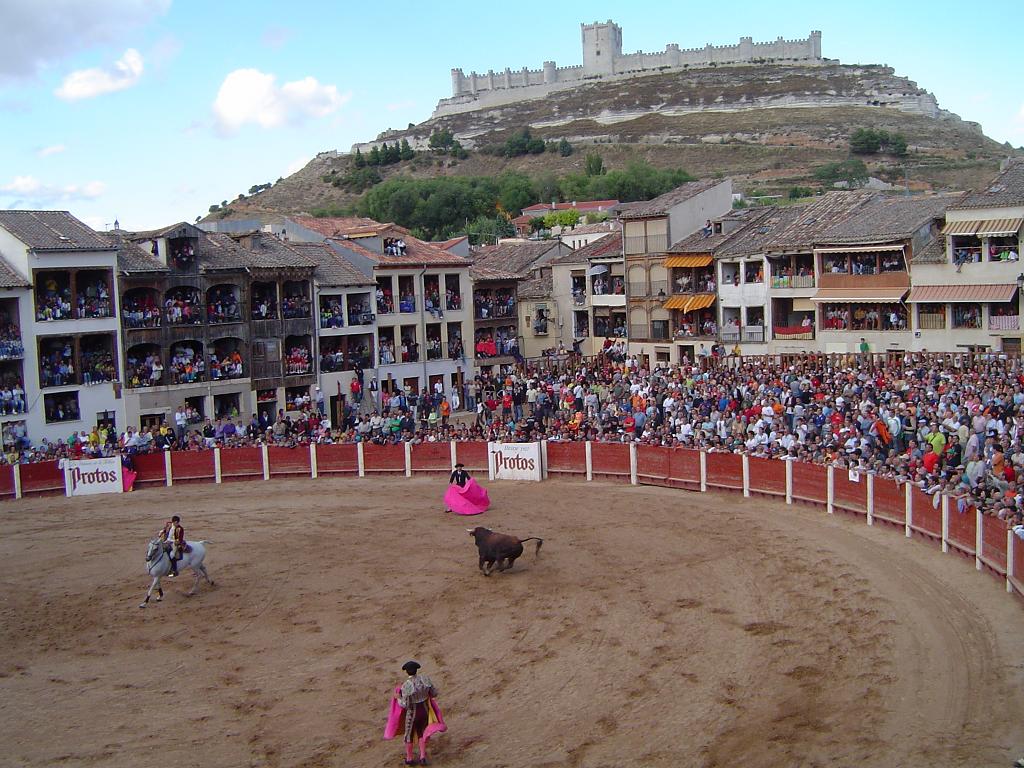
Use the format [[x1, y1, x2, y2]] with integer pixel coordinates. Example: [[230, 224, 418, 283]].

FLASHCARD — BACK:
[[810, 30, 822, 59], [581, 20, 622, 76]]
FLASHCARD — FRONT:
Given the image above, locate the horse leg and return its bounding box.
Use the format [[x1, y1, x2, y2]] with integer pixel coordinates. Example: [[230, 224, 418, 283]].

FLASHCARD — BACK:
[[140, 576, 160, 608], [198, 564, 214, 586], [186, 568, 201, 596]]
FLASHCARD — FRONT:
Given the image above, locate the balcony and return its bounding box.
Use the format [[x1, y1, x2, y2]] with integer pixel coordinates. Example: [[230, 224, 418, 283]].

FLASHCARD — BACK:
[[773, 325, 814, 341], [989, 315, 1020, 331], [0, 338, 25, 361], [741, 325, 765, 343], [625, 234, 669, 255], [918, 313, 946, 330], [770, 274, 815, 289]]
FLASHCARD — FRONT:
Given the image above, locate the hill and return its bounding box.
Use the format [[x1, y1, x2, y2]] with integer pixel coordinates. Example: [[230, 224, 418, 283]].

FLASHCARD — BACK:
[[205, 62, 1018, 226]]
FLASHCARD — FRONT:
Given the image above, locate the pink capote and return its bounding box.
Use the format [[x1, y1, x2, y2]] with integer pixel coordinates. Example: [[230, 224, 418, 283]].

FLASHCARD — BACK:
[[122, 469, 137, 492], [444, 477, 490, 515], [383, 686, 447, 740]]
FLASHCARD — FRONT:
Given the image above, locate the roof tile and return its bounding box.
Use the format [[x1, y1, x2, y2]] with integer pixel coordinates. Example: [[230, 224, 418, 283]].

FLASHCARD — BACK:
[[0, 210, 114, 251]]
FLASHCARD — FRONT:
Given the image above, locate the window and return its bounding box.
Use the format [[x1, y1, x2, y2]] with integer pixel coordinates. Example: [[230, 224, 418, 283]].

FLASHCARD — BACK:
[[651, 320, 669, 340], [952, 303, 982, 329], [44, 392, 80, 423], [213, 392, 240, 420], [917, 303, 945, 330]]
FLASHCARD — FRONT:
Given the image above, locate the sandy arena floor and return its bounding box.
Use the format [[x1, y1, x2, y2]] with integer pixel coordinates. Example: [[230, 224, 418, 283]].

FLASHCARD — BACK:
[[1, 477, 1022, 768]]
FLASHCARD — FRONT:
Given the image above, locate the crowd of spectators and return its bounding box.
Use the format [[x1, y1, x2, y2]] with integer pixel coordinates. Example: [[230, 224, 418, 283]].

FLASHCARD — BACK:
[[9, 350, 1024, 532], [79, 346, 116, 384], [376, 286, 394, 314], [76, 280, 112, 319], [36, 283, 73, 321], [320, 297, 345, 328], [39, 342, 74, 387], [169, 344, 204, 383], [122, 294, 161, 328], [207, 288, 240, 323], [165, 290, 203, 325], [210, 349, 244, 380], [285, 346, 311, 376], [0, 377, 26, 414], [474, 290, 515, 319], [282, 293, 310, 319], [126, 350, 163, 388], [0, 313, 24, 359], [252, 287, 278, 319]]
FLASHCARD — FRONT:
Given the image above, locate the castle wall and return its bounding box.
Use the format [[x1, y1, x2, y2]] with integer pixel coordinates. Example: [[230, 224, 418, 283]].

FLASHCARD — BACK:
[[449, 26, 823, 98]]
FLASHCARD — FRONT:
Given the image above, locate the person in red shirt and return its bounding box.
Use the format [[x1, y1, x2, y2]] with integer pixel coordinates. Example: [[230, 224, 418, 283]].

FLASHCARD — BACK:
[[623, 414, 636, 435], [922, 443, 939, 474]]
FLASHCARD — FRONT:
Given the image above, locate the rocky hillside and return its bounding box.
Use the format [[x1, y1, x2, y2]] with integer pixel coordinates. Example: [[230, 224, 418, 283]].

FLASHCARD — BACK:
[[206, 63, 1017, 223]]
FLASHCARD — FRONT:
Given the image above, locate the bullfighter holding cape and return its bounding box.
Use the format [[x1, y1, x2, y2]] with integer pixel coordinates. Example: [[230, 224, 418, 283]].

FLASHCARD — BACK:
[[384, 661, 446, 765], [443, 462, 490, 515]]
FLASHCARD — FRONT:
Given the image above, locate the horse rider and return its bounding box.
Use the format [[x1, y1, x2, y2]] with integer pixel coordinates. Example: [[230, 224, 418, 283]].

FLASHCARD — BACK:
[[159, 515, 185, 577]]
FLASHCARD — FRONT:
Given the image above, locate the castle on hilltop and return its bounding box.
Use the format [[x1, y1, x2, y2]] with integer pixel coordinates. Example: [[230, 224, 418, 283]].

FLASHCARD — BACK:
[[434, 21, 823, 117]]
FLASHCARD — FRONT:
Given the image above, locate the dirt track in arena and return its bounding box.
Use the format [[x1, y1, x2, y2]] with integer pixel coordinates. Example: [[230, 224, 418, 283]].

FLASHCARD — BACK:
[[1, 477, 1022, 768]]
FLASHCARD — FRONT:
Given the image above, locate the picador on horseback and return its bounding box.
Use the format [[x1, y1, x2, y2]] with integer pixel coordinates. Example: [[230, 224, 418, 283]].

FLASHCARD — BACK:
[[159, 515, 185, 577]]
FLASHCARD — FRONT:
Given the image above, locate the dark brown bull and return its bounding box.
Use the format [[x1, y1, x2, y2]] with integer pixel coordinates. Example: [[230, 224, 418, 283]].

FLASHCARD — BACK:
[[466, 526, 543, 576]]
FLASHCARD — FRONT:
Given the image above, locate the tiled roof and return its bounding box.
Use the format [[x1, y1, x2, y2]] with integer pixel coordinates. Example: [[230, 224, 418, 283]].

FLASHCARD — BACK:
[[618, 180, 723, 220], [669, 207, 773, 254], [553, 231, 622, 265], [715, 207, 804, 258], [435, 235, 468, 251], [560, 221, 617, 236], [291, 216, 403, 238], [911, 236, 946, 264], [816, 194, 957, 244], [0, 253, 30, 288], [103, 231, 168, 274], [227, 231, 319, 269], [522, 199, 619, 214], [469, 263, 521, 281], [0, 210, 114, 251], [951, 159, 1024, 210], [471, 240, 564, 276], [517, 272, 553, 300], [287, 241, 372, 287], [762, 191, 877, 252]]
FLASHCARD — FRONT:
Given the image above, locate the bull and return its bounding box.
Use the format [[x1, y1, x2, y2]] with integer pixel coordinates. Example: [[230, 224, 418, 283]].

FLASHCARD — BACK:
[[466, 527, 543, 576]]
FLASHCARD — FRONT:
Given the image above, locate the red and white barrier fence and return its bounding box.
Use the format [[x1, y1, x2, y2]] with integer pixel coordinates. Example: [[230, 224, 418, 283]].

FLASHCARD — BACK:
[[7, 442, 1023, 601]]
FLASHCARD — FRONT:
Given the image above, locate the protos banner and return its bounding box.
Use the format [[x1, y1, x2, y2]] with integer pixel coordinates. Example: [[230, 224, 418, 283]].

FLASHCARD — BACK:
[[61, 457, 123, 496], [488, 441, 543, 481]]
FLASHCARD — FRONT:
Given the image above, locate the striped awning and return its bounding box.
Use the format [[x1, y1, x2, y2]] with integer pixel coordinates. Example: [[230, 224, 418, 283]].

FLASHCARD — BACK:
[[665, 254, 713, 268], [811, 288, 907, 303], [941, 219, 982, 236], [816, 244, 905, 254], [684, 293, 717, 313], [906, 283, 1018, 303], [662, 296, 690, 310], [976, 218, 1023, 237]]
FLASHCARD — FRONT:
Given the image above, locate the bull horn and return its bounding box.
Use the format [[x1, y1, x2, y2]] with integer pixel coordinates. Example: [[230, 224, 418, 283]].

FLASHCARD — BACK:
[[466, 529, 475, 533]]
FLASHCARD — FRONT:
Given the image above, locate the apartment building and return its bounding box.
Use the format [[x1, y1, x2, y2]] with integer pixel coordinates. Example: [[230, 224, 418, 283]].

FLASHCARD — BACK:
[[0, 210, 124, 446]]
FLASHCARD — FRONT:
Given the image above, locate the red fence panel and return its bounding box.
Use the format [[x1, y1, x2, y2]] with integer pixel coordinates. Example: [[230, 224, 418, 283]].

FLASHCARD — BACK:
[[791, 462, 826, 505], [219, 447, 262, 481], [705, 452, 742, 491], [872, 479, 904, 526], [832, 471, 868, 516], [946, 504, 977, 556], [133, 452, 167, 486], [411, 442, 452, 473], [268, 445, 311, 477], [315, 444, 358, 475], [747, 457, 785, 497], [910, 486, 941, 542], [546, 441, 586, 476], [980, 514, 1008, 574], [667, 449, 700, 488], [170, 451, 216, 483], [20, 461, 63, 495], [590, 442, 630, 479], [636, 445, 670, 486], [362, 443, 405, 474], [454, 442, 488, 473], [0, 464, 15, 498]]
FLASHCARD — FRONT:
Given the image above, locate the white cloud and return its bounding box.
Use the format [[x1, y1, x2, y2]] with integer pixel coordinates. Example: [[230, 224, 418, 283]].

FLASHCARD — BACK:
[[36, 144, 67, 157], [212, 69, 349, 135], [0, 0, 169, 80], [55, 49, 144, 101], [0, 175, 105, 205]]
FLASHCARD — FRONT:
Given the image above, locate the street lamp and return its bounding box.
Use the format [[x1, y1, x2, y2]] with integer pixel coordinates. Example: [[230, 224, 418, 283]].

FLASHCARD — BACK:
[[657, 288, 666, 301]]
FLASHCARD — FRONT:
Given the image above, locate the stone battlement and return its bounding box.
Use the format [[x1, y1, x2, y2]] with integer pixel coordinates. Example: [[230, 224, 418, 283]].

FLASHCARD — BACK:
[[443, 21, 823, 114]]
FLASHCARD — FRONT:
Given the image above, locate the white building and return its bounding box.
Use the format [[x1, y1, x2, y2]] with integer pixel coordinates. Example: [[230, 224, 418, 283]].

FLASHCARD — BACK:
[[0, 211, 125, 446]]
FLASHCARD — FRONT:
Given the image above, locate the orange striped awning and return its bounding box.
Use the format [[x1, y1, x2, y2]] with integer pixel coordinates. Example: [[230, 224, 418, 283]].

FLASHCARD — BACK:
[[976, 218, 1023, 237], [941, 219, 982, 236], [683, 293, 717, 313], [906, 283, 1018, 303], [662, 296, 690, 310], [811, 288, 907, 303], [664, 254, 713, 268]]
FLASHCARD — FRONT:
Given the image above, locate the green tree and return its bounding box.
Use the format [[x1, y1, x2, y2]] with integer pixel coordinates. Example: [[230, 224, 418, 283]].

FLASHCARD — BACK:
[[428, 128, 455, 152], [543, 209, 581, 228], [558, 138, 573, 157], [850, 128, 882, 154], [529, 217, 548, 234], [399, 138, 415, 161], [368, 145, 381, 166], [788, 186, 814, 199], [813, 158, 869, 188], [585, 153, 605, 177], [496, 172, 535, 216], [353, 148, 366, 168]]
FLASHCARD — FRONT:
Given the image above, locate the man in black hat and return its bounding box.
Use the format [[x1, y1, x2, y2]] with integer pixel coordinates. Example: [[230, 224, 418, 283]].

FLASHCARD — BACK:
[[449, 463, 470, 488], [397, 660, 440, 766]]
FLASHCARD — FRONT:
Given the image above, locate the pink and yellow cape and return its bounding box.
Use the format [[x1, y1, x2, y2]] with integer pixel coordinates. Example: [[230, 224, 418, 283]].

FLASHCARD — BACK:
[[383, 686, 447, 741]]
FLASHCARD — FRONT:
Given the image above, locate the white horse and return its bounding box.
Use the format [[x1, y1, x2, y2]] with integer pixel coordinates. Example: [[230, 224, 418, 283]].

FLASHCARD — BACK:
[[141, 537, 214, 608]]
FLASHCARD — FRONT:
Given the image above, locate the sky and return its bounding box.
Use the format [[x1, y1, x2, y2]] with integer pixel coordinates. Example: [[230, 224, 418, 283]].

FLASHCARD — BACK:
[[1, 0, 1021, 231]]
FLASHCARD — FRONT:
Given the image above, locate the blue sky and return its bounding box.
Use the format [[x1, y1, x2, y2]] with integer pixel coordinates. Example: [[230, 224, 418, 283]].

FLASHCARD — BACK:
[[1, 0, 1021, 231]]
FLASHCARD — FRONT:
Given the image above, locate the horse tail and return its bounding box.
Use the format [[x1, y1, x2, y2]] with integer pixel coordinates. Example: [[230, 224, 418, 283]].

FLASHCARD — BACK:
[[518, 537, 543, 557]]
